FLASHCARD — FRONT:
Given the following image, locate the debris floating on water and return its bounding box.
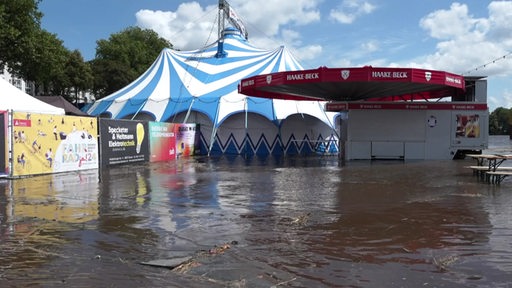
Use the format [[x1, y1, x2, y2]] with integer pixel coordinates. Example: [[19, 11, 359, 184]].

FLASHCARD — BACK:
[[139, 241, 238, 273], [433, 255, 458, 271], [139, 256, 193, 269]]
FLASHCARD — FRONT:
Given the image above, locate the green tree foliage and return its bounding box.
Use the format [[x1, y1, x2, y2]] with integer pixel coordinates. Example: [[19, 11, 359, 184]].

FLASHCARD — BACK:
[[91, 26, 172, 99], [489, 107, 512, 136], [0, 0, 92, 100], [26, 29, 68, 94], [0, 0, 42, 77], [1, 2, 171, 102], [63, 50, 93, 102]]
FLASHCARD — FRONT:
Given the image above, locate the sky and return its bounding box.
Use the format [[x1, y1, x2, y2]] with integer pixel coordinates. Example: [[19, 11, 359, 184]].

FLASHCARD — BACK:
[[39, 0, 512, 111]]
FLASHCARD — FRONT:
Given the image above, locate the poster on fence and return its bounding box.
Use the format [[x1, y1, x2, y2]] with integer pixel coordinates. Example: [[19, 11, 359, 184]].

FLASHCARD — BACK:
[[149, 121, 176, 162], [175, 123, 197, 157], [12, 112, 98, 177], [99, 118, 149, 166]]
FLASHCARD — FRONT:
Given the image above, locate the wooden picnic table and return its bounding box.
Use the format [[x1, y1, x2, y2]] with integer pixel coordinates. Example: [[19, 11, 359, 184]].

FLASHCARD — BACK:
[[466, 154, 512, 171], [466, 154, 512, 184]]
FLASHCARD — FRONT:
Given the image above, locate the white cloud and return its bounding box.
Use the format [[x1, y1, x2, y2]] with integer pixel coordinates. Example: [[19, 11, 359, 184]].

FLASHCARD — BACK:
[[244, 28, 322, 63], [136, 2, 218, 50], [293, 45, 323, 62], [489, 88, 512, 111], [280, 29, 301, 47], [413, 2, 512, 77], [135, 0, 324, 64], [419, 3, 487, 40], [231, 0, 321, 37], [360, 40, 378, 53], [329, 0, 376, 24], [488, 1, 512, 46], [335, 58, 353, 67], [329, 39, 379, 66], [134, 0, 511, 82]]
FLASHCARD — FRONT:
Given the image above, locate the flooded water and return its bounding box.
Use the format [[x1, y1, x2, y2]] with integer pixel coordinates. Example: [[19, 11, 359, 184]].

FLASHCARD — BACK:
[[1, 137, 512, 287]]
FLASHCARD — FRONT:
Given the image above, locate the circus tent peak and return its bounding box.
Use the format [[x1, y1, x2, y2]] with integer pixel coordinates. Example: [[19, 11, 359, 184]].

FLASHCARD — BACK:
[[87, 28, 335, 129]]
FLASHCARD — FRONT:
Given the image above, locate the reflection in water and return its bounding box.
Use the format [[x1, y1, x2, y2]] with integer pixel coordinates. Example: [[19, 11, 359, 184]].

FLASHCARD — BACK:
[[0, 170, 100, 284], [10, 170, 99, 223], [1, 146, 512, 286]]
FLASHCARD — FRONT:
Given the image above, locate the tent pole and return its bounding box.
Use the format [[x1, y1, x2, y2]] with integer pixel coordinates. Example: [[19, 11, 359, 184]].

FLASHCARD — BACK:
[[316, 101, 340, 154], [317, 101, 339, 138], [270, 99, 283, 156], [131, 99, 149, 120], [278, 120, 284, 157], [208, 99, 222, 157], [208, 125, 217, 157], [183, 98, 196, 123]]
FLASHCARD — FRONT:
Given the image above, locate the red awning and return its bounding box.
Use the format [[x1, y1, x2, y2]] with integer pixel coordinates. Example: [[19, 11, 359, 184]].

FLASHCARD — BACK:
[[239, 66, 466, 102]]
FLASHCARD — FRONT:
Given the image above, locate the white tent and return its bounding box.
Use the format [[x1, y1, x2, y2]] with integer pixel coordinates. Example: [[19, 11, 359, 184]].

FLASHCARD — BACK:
[[88, 29, 339, 156], [0, 77, 65, 115]]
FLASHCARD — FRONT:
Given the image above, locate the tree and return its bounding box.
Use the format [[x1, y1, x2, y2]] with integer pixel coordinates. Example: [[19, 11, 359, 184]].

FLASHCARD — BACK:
[[489, 107, 512, 136], [0, 0, 93, 100], [0, 0, 42, 76], [63, 50, 93, 103], [24, 29, 69, 94], [91, 26, 172, 99]]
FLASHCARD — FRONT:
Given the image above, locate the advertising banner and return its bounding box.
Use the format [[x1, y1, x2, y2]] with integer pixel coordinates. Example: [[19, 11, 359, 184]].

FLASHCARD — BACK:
[[99, 119, 149, 166], [149, 122, 176, 162], [12, 112, 98, 177], [456, 114, 481, 138], [175, 123, 197, 157]]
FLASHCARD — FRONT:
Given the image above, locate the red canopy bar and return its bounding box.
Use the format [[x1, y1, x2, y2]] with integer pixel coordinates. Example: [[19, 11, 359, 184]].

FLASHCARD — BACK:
[[239, 66, 466, 102], [324, 101, 488, 112]]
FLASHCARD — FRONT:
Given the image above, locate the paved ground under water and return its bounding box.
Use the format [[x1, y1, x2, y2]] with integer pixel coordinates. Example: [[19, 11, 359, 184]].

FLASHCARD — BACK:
[[1, 138, 512, 287]]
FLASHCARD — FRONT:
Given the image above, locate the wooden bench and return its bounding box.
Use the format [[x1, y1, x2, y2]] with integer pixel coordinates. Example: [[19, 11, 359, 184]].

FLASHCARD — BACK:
[[464, 166, 487, 179], [486, 171, 512, 184], [465, 165, 512, 171], [465, 166, 512, 182]]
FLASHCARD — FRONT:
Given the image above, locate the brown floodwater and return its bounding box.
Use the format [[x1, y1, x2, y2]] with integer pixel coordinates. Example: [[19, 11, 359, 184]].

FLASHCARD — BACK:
[[1, 140, 512, 287]]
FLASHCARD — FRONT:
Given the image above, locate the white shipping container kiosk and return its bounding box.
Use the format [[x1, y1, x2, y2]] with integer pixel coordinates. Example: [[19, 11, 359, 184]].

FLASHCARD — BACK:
[[239, 66, 489, 161], [328, 102, 488, 160]]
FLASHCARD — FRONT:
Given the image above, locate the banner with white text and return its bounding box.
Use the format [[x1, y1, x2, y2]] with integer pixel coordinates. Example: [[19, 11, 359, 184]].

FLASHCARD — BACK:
[[149, 121, 176, 162], [99, 118, 149, 166]]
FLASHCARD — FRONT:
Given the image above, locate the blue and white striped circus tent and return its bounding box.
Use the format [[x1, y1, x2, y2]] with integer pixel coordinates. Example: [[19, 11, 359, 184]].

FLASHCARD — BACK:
[[87, 28, 339, 156]]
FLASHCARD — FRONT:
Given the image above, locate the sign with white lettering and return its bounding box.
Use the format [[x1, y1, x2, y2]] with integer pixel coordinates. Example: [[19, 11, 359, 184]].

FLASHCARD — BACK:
[[241, 79, 254, 87], [371, 71, 408, 79], [99, 118, 149, 166], [325, 102, 487, 112], [286, 72, 320, 81]]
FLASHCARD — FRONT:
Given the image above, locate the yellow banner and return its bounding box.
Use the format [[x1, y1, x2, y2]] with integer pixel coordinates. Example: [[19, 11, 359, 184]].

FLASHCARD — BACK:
[[12, 112, 98, 177]]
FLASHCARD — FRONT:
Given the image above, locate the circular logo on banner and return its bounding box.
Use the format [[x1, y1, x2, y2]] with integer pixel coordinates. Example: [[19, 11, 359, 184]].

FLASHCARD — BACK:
[[428, 115, 437, 127]]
